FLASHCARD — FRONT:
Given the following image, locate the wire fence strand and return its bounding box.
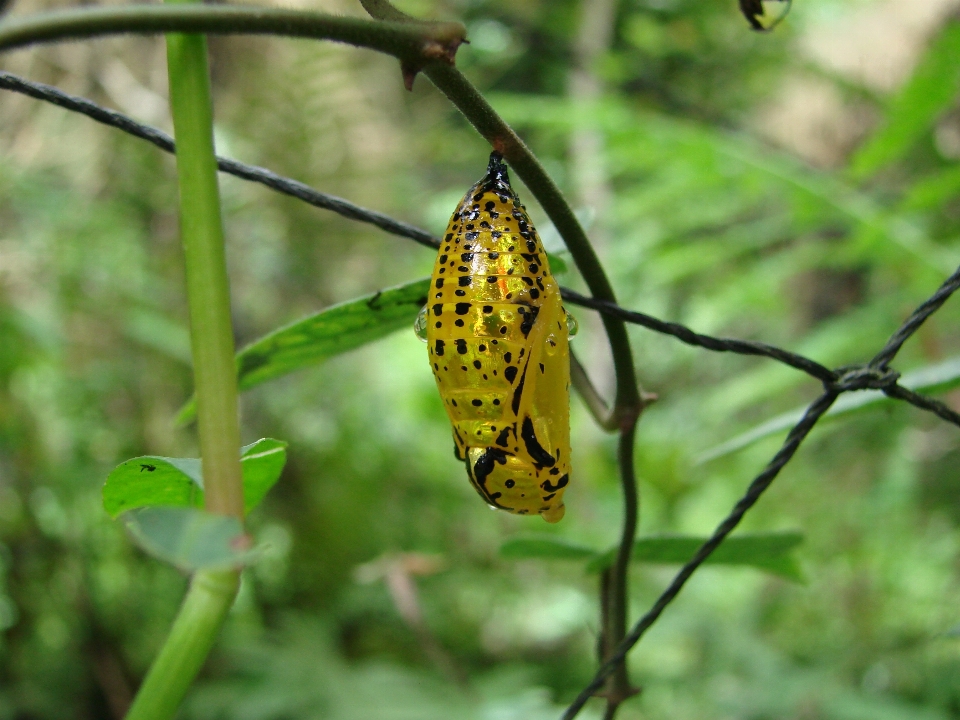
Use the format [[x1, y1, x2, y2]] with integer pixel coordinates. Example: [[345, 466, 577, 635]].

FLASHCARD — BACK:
[[0, 71, 441, 250], [4, 69, 960, 720], [871, 264, 960, 369], [560, 288, 837, 382], [560, 389, 839, 719]]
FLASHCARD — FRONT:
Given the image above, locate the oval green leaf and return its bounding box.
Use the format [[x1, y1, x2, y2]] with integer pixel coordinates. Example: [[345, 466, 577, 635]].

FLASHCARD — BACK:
[[122, 506, 256, 572], [103, 438, 287, 518]]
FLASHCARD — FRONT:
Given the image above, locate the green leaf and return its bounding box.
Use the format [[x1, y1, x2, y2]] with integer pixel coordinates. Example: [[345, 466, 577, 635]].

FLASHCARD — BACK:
[[545, 251, 569, 275], [499, 536, 600, 561], [122, 507, 255, 572], [901, 165, 960, 212], [851, 22, 960, 178], [501, 532, 804, 581], [238, 438, 288, 513], [698, 356, 960, 463], [103, 438, 287, 518], [589, 532, 804, 580], [176, 278, 430, 424]]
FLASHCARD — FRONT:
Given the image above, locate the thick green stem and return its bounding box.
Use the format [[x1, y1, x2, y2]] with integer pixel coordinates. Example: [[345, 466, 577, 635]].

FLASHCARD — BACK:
[[125, 571, 240, 720], [126, 16, 244, 719], [166, 25, 243, 517]]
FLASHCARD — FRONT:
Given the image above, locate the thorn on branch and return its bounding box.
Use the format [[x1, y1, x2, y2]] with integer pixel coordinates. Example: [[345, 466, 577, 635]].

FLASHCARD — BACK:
[[399, 36, 463, 90]]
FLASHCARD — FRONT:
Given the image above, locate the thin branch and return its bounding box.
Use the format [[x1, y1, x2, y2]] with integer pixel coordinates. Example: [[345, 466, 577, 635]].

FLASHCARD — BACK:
[[570, 350, 615, 430], [871, 263, 960, 369], [602, 414, 641, 712], [2, 71, 836, 393], [0, 5, 465, 64], [0, 71, 440, 250], [3, 72, 838, 388], [561, 389, 840, 720], [356, 11, 644, 719]]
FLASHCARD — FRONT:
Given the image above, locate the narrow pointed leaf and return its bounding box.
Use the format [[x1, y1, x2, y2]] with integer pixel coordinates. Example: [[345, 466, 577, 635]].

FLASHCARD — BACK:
[[851, 21, 960, 178], [501, 532, 804, 581], [103, 438, 287, 518], [176, 278, 430, 424], [698, 357, 960, 463], [499, 536, 600, 561], [852, 22, 960, 178], [587, 532, 804, 580], [122, 507, 255, 572]]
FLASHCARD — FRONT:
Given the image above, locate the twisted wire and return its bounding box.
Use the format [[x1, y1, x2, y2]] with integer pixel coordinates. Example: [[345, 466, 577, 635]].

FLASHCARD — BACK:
[[0, 71, 441, 250], [560, 288, 836, 382]]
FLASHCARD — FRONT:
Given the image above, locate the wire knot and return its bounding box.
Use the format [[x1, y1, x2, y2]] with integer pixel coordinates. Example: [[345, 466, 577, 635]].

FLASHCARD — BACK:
[[828, 364, 900, 393]]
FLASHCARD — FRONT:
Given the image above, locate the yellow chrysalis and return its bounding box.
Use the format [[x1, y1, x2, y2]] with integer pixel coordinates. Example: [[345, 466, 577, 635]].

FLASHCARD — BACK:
[[421, 152, 571, 523]]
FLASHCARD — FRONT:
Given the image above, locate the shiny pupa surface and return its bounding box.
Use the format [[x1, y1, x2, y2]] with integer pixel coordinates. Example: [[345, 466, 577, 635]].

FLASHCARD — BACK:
[[424, 152, 571, 522]]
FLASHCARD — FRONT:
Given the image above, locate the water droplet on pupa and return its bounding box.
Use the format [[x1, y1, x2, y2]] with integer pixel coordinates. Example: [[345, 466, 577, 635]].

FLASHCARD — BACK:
[[545, 334, 558, 355], [564, 309, 579, 338], [414, 305, 429, 342]]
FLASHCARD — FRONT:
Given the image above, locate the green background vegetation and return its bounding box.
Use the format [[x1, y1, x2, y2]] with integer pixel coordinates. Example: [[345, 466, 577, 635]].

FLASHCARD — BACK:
[[2, 0, 960, 717]]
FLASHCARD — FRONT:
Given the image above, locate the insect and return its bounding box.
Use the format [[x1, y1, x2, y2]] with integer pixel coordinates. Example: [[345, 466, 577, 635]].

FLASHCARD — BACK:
[[417, 152, 572, 523]]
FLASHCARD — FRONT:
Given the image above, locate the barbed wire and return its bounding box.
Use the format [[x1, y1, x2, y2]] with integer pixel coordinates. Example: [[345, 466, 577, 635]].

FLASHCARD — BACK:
[[3, 70, 959, 720]]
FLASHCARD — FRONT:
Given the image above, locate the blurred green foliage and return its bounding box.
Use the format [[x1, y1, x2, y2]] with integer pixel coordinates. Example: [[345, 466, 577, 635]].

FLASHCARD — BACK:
[[2, 0, 960, 718]]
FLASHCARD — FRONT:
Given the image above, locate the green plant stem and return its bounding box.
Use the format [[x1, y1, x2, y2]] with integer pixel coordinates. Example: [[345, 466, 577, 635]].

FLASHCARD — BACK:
[[125, 570, 240, 720], [166, 24, 243, 518], [0, 4, 465, 61], [127, 16, 244, 719]]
